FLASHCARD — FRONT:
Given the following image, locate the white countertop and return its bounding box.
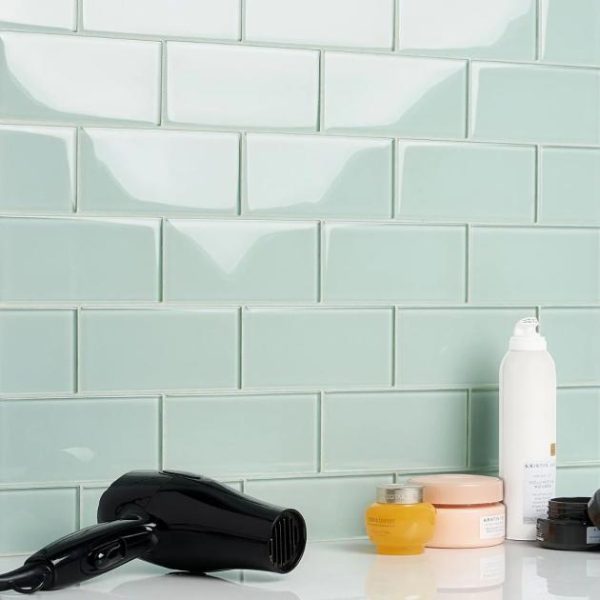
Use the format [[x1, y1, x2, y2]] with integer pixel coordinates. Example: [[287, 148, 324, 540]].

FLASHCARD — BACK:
[[0, 540, 598, 599]]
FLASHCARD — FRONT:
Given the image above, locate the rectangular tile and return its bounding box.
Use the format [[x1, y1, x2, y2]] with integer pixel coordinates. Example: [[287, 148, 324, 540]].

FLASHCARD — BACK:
[[79, 129, 239, 215], [323, 391, 467, 471], [0, 32, 160, 124], [80, 309, 238, 391], [0, 488, 76, 554], [0, 125, 75, 213], [81, 487, 105, 528], [323, 52, 467, 137], [246, 475, 393, 540], [0, 397, 159, 483], [164, 394, 318, 476], [0, 310, 75, 394], [470, 62, 600, 144], [164, 220, 318, 301], [557, 467, 600, 497], [397, 141, 535, 222], [558, 389, 600, 464], [245, 0, 394, 49], [0, 217, 160, 301], [470, 390, 499, 469], [397, 308, 535, 385], [243, 308, 393, 388], [0, 0, 75, 31], [82, 0, 240, 40], [245, 134, 393, 218], [540, 148, 600, 224], [166, 43, 318, 130], [323, 224, 465, 302], [397, 0, 536, 60], [470, 227, 600, 304], [541, 309, 600, 385], [540, 0, 600, 66]]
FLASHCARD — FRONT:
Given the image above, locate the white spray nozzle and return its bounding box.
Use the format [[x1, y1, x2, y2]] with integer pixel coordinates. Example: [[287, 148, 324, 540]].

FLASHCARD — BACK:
[[509, 317, 546, 350], [513, 317, 539, 337]]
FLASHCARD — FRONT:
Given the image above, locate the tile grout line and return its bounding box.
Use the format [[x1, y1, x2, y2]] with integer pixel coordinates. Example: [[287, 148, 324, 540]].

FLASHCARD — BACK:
[[393, 306, 399, 387], [76, 484, 83, 529], [159, 218, 165, 302], [74, 127, 81, 213], [391, 307, 397, 387], [464, 59, 471, 139], [237, 307, 243, 389], [239, 0, 246, 42], [318, 50, 325, 132], [391, 139, 397, 219], [238, 133, 246, 216], [158, 41, 166, 126], [74, 307, 81, 393], [393, 0, 401, 52], [465, 224, 471, 303], [536, 0, 543, 61], [75, 0, 82, 31]]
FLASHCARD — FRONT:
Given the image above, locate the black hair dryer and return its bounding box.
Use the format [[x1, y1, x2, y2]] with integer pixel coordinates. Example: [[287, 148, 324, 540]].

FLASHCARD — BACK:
[[0, 470, 307, 594]]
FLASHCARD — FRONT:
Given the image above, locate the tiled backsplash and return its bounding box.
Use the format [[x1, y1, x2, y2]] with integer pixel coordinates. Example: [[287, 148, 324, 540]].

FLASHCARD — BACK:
[[1, 0, 599, 554]]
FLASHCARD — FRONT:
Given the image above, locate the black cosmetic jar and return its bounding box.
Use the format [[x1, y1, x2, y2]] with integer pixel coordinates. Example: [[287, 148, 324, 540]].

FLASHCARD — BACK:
[[537, 497, 600, 551]]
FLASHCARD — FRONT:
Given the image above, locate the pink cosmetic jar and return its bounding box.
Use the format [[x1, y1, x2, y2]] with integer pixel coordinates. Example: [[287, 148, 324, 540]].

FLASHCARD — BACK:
[[408, 474, 505, 548]]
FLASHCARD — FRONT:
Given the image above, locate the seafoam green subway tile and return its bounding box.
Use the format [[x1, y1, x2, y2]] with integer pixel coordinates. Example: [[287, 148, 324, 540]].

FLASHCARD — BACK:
[[396, 141, 535, 222], [323, 52, 467, 138], [323, 224, 465, 302], [245, 134, 393, 218], [245, 0, 394, 49], [557, 467, 600, 496], [540, 0, 600, 66], [0, 218, 160, 301], [540, 148, 600, 224], [558, 389, 600, 464], [0, 125, 75, 213], [0, 311, 75, 394], [397, 308, 535, 385], [243, 308, 393, 388], [246, 475, 393, 540], [79, 129, 239, 215], [80, 309, 238, 391], [0, 0, 76, 32], [541, 309, 600, 385], [166, 43, 319, 130], [470, 227, 600, 304], [0, 397, 159, 484], [470, 390, 499, 469], [322, 391, 467, 471], [0, 488, 76, 554], [164, 220, 318, 302], [0, 32, 160, 124], [164, 394, 318, 476], [470, 62, 600, 144]]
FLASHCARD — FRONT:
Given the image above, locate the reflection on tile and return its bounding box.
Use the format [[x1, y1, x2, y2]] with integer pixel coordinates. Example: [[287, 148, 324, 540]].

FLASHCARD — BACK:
[[470, 62, 600, 144], [164, 220, 318, 301], [540, 0, 600, 66], [558, 389, 600, 464], [0, 488, 76, 554], [323, 391, 467, 471], [398, 0, 536, 60], [82, 0, 241, 40], [540, 148, 600, 224], [397, 308, 535, 385], [164, 394, 318, 476], [557, 467, 600, 496], [470, 227, 600, 304], [0, 125, 75, 212], [541, 309, 600, 385], [81, 487, 105, 528], [246, 475, 393, 540], [80, 309, 238, 391], [323, 224, 465, 302], [243, 308, 393, 387], [0, 217, 160, 301], [79, 129, 239, 215], [0, 310, 75, 393], [0, 32, 160, 124], [397, 141, 535, 222], [0, 0, 75, 31], [0, 397, 159, 483], [470, 390, 499, 469], [245, 134, 392, 218], [166, 43, 318, 129], [323, 52, 467, 137], [245, 0, 394, 49]]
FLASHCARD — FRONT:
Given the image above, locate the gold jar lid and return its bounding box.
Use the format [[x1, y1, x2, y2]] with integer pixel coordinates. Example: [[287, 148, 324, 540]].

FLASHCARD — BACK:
[[376, 484, 423, 505]]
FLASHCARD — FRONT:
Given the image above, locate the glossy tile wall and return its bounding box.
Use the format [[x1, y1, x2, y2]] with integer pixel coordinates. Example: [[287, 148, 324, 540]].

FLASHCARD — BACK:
[[1, 0, 599, 553]]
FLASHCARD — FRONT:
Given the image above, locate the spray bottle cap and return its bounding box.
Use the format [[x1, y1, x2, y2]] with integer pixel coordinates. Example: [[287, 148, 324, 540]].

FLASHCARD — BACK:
[[509, 317, 547, 351]]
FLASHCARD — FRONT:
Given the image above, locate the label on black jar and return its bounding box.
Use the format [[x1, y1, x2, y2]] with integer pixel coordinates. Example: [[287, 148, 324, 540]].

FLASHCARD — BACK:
[[587, 526, 600, 544]]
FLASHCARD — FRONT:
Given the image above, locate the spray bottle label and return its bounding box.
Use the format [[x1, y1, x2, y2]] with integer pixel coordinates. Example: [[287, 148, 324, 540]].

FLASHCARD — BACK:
[[523, 458, 556, 524]]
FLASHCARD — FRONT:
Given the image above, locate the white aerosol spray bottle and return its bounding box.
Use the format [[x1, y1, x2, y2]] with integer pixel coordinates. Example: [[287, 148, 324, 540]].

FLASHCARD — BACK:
[[499, 317, 556, 540]]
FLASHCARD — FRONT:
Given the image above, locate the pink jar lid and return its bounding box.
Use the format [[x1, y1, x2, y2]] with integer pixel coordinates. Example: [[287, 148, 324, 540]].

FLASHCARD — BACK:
[[408, 474, 503, 506]]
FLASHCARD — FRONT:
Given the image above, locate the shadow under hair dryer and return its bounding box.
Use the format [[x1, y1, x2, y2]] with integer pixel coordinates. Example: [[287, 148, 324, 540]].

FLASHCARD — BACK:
[[0, 470, 307, 594]]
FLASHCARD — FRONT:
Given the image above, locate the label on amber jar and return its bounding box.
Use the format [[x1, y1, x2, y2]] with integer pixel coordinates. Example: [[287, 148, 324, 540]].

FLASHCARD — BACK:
[[523, 458, 556, 524], [480, 513, 505, 539]]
